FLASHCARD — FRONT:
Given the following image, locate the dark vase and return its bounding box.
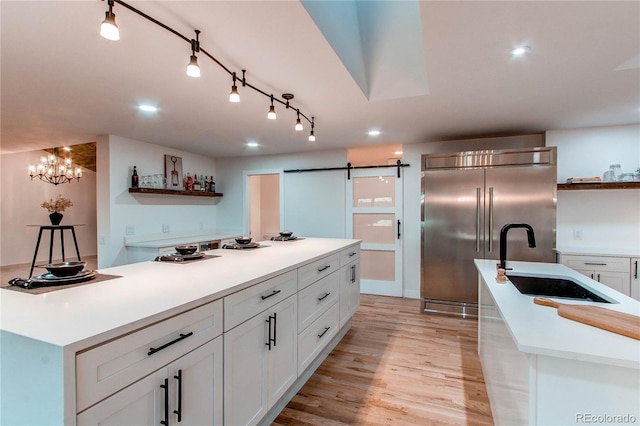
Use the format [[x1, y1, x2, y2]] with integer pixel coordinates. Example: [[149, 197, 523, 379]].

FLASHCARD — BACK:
[[49, 212, 63, 226]]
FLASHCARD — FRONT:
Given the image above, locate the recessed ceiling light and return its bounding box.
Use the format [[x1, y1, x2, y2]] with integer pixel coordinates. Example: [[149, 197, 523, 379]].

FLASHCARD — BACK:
[[138, 104, 158, 113], [247, 141, 259, 148], [394, 151, 403, 155], [368, 130, 381, 136], [509, 46, 531, 57]]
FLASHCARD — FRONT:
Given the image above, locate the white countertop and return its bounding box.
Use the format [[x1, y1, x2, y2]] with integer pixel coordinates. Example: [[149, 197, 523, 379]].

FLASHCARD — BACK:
[[555, 246, 640, 257], [0, 238, 359, 351], [475, 259, 640, 369]]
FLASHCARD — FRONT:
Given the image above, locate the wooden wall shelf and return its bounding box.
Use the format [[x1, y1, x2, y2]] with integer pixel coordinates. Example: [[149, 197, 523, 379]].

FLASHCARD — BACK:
[[557, 181, 640, 191], [129, 188, 223, 197]]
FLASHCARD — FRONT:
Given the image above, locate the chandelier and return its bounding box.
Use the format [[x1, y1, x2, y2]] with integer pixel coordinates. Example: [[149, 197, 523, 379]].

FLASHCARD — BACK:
[[99, 0, 317, 141], [28, 147, 82, 185]]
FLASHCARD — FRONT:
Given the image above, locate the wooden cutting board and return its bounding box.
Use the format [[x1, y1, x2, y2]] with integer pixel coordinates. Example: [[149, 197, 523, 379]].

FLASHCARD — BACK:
[[533, 297, 640, 340]]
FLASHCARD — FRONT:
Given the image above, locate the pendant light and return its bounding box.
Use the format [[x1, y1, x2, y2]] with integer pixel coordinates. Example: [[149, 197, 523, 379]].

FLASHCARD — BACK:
[[186, 30, 201, 78], [295, 110, 303, 131], [308, 117, 316, 141], [229, 72, 240, 102], [267, 95, 277, 120], [100, 0, 120, 41]]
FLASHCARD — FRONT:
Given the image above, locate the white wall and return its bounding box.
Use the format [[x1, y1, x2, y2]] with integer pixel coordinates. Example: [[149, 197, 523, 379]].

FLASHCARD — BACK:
[[96, 135, 217, 268], [0, 150, 97, 267], [546, 124, 640, 251], [215, 149, 347, 239]]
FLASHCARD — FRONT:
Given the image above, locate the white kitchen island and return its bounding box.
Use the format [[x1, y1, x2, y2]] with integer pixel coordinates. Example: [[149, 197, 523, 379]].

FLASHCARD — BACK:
[[475, 259, 640, 426], [0, 237, 361, 425]]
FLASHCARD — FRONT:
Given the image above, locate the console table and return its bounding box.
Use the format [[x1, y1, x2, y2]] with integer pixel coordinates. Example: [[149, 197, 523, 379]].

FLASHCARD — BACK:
[[28, 224, 84, 278]]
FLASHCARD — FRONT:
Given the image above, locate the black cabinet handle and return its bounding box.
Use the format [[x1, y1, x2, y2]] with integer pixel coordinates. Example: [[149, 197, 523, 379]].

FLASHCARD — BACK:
[[173, 370, 182, 423], [318, 292, 331, 301], [160, 378, 169, 426], [584, 262, 607, 266], [349, 251, 357, 257], [148, 332, 193, 356], [397, 219, 401, 239], [317, 326, 331, 339], [261, 289, 281, 300], [317, 265, 331, 272], [634, 260, 638, 279], [265, 312, 277, 350], [350, 264, 356, 283]]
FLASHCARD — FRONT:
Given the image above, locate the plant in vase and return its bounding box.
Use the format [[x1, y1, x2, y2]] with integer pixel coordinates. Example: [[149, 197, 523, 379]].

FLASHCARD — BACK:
[[41, 195, 73, 225]]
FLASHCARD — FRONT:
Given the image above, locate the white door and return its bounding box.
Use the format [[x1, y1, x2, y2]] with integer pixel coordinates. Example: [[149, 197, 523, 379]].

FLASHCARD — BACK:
[[347, 169, 403, 296]]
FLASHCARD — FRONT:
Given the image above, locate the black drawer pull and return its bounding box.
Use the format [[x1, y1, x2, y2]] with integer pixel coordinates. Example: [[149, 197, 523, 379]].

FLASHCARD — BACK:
[[584, 262, 607, 266], [317, 326, 331, 338], [148, 332, 193, 356], [349, 252, 357, 257], [317, 265, 331, 272], [318, 292, 331, 301], [261, 289, 281, 300]]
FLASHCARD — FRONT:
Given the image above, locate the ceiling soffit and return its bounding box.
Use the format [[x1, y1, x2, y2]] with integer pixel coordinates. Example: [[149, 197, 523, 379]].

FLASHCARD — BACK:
[[302, 0, 428, 101]]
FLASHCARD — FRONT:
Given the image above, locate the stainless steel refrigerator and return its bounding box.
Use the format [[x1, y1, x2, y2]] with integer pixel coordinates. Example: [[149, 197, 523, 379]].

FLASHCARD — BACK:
[[420, 147, 557, 317]]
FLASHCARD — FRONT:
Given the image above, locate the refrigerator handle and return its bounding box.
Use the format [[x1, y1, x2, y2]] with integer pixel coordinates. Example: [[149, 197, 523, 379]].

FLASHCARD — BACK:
[[476, 187, 481, 252], [488, 187, 494, 252]]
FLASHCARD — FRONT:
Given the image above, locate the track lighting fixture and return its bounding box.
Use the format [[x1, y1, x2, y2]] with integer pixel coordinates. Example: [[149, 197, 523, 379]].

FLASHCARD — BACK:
[[308, 117, 316, 142], [295, 110, 303, 131], [229, 72, 240, 103], [100, 0, 120, 41], [267, 95, 277, 120], [186, 30, 201, 77], [98, 0, 315, 140]]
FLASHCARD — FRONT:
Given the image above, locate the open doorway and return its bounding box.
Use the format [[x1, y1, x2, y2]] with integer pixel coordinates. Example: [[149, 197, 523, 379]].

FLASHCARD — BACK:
[[246, 172, 282, 241]]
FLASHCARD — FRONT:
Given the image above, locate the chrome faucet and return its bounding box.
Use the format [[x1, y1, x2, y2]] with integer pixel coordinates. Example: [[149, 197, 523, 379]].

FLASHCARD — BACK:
[[499, 223, 536, 269]]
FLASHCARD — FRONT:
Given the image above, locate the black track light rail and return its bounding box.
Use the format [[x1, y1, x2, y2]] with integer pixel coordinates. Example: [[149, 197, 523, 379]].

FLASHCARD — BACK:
[[110, 0, 314, 126], [284, 160, 410, 180]]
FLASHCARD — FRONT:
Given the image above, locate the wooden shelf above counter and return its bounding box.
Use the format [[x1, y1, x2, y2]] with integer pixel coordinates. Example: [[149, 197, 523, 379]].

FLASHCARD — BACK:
[[557, 181, 640, 190], [128, 187, 223, 197]]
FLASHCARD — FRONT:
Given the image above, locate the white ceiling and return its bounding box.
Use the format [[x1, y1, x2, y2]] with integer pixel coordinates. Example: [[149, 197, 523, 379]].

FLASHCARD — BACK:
[[1, 1, 639, 158]]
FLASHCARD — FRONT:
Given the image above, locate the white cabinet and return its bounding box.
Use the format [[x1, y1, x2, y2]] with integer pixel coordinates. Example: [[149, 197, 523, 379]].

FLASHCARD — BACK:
[[77, 336, 223, 425], [631, 257, 640, 301], [223, 294, 297, 426], [559, 254, 631, 296]]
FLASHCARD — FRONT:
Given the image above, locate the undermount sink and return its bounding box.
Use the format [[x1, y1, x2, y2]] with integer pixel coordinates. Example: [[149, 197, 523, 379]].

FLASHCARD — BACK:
[[507, 274, 613, 303]]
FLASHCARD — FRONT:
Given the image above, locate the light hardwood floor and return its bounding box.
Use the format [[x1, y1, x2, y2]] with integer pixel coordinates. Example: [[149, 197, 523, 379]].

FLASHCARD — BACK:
[[273, 295, 494, 426]]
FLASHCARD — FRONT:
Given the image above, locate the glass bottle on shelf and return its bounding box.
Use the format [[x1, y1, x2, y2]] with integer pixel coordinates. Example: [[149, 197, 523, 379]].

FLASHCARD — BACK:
[[131, 166, 139, 188], [210, 179, 216, 193], [193, 174, 201, 191], [186, 173, 193, 191]]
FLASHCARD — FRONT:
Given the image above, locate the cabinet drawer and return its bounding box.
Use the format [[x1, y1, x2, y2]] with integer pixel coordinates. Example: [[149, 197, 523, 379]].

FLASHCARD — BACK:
[[298, 253, 340, 290], [224, 270, 297, 332], [298, 302, 339, 372], [339, 245, 360, 267], [298, 271, 339, 332], [76, 299, 223, 412], [562, 255, 630, 273]]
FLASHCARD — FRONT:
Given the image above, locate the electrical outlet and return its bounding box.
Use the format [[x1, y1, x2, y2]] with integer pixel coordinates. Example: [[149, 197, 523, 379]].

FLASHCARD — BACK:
[[573, 229, 582, 240], [162, 224, 170, 233], [125, 226, 135, 235]]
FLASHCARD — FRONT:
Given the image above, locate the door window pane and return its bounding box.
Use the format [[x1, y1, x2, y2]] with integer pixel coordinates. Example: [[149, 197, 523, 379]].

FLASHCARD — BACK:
[[361, 250, 395, 281], [353, 214, 395, 245], [353, 176, 395, 207]]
